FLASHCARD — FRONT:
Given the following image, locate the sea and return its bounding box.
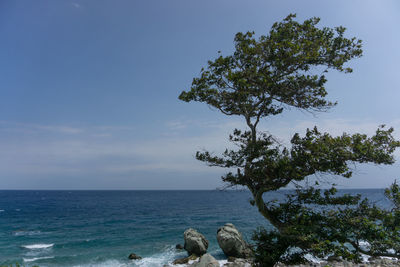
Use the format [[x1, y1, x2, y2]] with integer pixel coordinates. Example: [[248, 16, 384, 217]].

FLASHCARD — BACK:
[[0, 189, 391, 266]]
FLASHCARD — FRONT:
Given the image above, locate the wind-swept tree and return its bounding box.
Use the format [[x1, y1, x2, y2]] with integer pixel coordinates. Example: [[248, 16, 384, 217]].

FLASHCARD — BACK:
[[179, 14, 400, 266]]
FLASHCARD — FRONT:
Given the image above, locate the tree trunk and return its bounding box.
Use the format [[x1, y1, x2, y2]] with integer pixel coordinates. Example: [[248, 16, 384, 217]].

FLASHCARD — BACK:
[[250, 187, 284, 231]]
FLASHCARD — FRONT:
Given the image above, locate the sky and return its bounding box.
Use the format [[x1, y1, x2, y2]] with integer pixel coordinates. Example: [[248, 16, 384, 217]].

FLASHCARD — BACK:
[[0, 0, 399, 189]]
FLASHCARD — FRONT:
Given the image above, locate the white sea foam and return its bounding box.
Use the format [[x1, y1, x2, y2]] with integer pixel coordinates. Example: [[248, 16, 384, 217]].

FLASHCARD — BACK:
[[133, 247, 228, 267], [218, 260, 228, 265], [22, 243, 54, 249], [70, 259, 229, 267], [357, 241, 398, 262], [304, 253, 323, 263], [71, 259, 129, 267], [20, 245, 227, 266], [23, 256, 54, 262], [134, 246, 185, 267], [0, 209, 4, 212], [68, 246, 227, 267], [13, 230, 42, 236]]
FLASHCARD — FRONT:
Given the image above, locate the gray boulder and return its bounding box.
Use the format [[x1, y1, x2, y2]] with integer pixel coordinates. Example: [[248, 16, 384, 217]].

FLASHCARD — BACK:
[[184, 228, 209, 256], [217, 223, 253, 258], [190, 253, 219, 267]]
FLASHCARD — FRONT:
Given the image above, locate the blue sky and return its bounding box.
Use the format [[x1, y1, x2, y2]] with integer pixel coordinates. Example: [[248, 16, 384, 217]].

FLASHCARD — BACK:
[[0, 0, 399, 189]]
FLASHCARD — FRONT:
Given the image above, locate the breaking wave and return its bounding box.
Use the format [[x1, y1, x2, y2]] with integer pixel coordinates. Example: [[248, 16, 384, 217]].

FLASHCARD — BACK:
[[22, 243, 54, 249]]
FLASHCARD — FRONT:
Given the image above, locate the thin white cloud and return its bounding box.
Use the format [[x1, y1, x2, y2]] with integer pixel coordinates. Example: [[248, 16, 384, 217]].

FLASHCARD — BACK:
[[0, 121, 230, 176], [36, 125, 84, 134], [71, 2, 81, 9], [0, 121, 84, 135], [166, 121, 187, 130], [0, 119, 399, 188]]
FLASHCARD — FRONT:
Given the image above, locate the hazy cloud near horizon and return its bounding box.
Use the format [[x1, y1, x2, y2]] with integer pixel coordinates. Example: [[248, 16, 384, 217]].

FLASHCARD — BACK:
[[1, 118, 399, 189]]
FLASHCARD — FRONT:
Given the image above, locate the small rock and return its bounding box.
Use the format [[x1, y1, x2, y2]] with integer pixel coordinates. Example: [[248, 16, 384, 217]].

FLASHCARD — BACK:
[[368, 256, 380, 262], [173, 257, 189, 265], [173, 254, 198, 265], [190, 253, 219, 267], [128, 253, 142, 260], [327, 255, 342, 262], [228, 256, 236, 262], [176, 244, 184, 250], [223, 258, 253, 267]]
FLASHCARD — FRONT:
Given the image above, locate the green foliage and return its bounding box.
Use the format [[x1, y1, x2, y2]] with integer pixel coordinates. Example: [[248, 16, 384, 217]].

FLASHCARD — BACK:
[[252, 227, 309, 266], [179, 14, 362, 117], [253, 183, 400, 266], [179, 14, 400, 266]]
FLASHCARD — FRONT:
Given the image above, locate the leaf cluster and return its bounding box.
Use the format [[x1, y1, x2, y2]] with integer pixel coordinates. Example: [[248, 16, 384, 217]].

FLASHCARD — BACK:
[[196, 126, 399, 191], [179, 14, 362, 121]]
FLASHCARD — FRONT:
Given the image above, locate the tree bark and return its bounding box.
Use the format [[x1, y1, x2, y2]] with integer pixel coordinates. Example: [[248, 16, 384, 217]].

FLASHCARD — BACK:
[[249, 187, 284, 231]]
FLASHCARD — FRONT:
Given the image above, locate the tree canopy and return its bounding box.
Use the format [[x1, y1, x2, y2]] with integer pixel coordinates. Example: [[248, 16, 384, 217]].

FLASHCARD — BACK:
[[179, 14, 400, 266]]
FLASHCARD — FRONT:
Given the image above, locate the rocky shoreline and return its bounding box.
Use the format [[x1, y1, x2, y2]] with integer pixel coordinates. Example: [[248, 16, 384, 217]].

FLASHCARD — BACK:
[[128, 223, 253, 266], [168, 223, 253, 267], [127, 223, 400, 267]]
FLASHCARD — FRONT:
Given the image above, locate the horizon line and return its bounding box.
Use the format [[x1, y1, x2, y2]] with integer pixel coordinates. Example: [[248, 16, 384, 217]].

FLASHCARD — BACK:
[[0, 188, 388, 191]]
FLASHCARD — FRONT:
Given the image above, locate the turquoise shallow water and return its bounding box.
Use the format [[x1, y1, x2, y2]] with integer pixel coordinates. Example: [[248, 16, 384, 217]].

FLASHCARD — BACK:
[[0, 189, 389, 266]]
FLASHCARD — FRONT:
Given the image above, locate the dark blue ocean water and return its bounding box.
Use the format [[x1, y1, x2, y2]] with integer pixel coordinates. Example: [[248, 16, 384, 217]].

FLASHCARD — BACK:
[[0, 189, 390, 266]]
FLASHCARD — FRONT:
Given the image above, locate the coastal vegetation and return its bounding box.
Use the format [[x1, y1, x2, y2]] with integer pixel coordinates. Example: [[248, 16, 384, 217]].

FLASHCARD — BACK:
[[179, 14, 400, 266]]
